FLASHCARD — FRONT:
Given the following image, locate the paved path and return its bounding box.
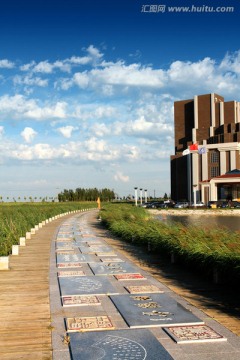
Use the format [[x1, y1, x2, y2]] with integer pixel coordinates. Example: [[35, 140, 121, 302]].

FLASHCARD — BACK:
[[50, 210, 240, 360], [1, 210, 240, 359]]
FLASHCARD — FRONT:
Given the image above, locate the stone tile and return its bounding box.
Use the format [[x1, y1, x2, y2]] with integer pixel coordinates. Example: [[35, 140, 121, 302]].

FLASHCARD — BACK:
[[163, 325, 227, 344], [89, 262, 137, 275], [110, 293, 204, 328], [125, 285, 165, 294], [57, 270, 85, 277], [69, 328, 174, 359], [57, 253, 98, 264], [66, 315, 114, 332], [55, 242, 75, 251], [57, 262, 83, 268], [59, 276, 119, 296], [62, 295, 101, 307], [114, 273, 147, 281], [100, 257, 124, 262]]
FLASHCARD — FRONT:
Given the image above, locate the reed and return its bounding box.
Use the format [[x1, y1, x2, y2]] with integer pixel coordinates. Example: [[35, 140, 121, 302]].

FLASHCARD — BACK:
[[100, 203, 240, 280], [0, 202, 96, 256]]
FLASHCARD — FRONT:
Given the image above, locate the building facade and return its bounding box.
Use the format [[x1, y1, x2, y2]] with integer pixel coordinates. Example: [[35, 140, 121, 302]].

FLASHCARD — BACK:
[[171, 93, 240, 203]]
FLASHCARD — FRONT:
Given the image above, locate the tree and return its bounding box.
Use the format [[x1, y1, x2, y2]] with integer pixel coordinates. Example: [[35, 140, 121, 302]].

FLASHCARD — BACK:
[[163, 193, 168, 199]]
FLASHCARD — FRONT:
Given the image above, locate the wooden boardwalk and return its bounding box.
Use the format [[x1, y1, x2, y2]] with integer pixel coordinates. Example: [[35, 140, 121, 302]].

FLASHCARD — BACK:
[[0, 217, 67, 360]]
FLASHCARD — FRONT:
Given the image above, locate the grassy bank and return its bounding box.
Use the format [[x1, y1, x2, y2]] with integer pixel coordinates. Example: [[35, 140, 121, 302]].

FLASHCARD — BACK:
[[0, 202, 96, 256], [100, 203, 240, 281]]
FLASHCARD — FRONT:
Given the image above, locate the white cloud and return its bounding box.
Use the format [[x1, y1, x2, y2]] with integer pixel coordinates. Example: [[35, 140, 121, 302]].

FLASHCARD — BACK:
[[21, 127, 37, 143], [24, 101, 67, 120], [73, 104, 117, 121], [57, 125, 77, 138], [52, 50, 240, 98], [0, 95, 37, 114], [86, 45, 103, 60], [0, 59, 15, 68], [20, 61, 36, 72], [68, 56, 91, 65], [0, 95, 67, 120], [91, 123, 111, 137], [114, 171, 129, 183], [72, 72, 89, 88], [32, 61, 54, 74], [13, 75, 48, 87], [219, 51, 240, 74], [0, 126, 4, 137]]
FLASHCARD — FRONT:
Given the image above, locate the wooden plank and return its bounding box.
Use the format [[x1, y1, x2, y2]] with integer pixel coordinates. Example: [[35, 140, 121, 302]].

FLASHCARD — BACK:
[[0, 216, 72, 359]]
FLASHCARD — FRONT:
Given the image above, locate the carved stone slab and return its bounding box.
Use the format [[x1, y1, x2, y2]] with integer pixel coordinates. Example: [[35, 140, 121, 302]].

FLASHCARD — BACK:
[[57, 253, 98, 264], [55, 237, 74, 243], [55, 242, 75, 251], [110, 293, 204, 328], [69, 329, 174, 359], [89, 263, 137, 275], [86, 240, 105, 245], [59, 276, 119, 296], [82, 234, 96, 238], [55, 250, 76, 255], [62, 295, 101, 307], [89, 246, 116, 255], [66, 315, 114, 332], [100, 257, 124, 262], [58, 270, 85, 277], [58, 231, 73, 235], [57, 262, 82, 268], [56, 235, 74, 241], [125, 285, 164, 294], [81, 237, 99, 242], [78, 245, 96, 254], [57, 253, 84, 263], [163, 325, 227, 344], [114, 273, 146, 281], [98, 253, 117, 257]]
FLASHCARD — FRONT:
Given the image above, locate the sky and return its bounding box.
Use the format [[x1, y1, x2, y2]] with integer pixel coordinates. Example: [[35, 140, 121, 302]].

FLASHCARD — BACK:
[[0, 0, 240, 200]]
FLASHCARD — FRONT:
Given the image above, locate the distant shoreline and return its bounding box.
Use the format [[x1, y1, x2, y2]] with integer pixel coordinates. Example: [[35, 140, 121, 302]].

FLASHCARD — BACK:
[[148, 208, 240, 216]]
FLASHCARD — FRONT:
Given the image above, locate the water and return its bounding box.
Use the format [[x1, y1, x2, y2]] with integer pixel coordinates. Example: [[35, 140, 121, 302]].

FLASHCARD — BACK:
[[155, 214, 240, 232]]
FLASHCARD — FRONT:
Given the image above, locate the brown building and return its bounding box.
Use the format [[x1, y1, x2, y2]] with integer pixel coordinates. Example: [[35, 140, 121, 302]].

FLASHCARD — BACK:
[[171, 93, 240, 204]]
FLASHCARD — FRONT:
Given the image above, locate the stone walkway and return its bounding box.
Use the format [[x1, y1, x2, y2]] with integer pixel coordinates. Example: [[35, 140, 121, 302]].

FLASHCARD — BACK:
[[1, 209, 240, 359], [50, 210, 240, 360]]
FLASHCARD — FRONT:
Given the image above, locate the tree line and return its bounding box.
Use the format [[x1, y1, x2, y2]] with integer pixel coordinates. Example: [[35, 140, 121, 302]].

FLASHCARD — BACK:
[[57, 188, 115, 202]]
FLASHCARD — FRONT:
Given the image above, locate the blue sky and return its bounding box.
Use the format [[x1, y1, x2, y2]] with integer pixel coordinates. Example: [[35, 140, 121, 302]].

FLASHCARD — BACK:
[[0, 0, 240, 200]]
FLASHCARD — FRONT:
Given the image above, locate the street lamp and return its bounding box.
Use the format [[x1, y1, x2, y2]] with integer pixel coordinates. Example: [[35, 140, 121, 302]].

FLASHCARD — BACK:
[[144, 189, 148, 204], [139, 188, 143, 205], [193, 184, 197, 207], [134, 187, 138, 207]]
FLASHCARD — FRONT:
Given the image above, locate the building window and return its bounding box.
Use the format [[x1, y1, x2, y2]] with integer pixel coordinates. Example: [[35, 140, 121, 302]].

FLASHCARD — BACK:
[[210, 166, 219, 177], [210, 151, 219, 163]]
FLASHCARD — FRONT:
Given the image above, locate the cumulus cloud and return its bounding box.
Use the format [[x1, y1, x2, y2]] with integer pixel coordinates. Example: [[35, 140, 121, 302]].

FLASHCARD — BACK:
[[91, 123, 111, 137], [0, 95, 67, 120], [114, 171, 129, 182], [73, 104, 117, 121], [0, 59, 15, 68], [0, 126, 4, 137], [53, 50, 240, 98], [57, 125, 77, 138], [13, 75, 48, 87], [1, 48, 240, 170], [21, 127, 37, 143]]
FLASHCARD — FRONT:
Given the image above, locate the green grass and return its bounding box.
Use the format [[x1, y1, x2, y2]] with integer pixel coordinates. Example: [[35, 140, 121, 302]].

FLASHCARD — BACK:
[[100, 203, 240, 280], [0, 202, 96, 256]]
